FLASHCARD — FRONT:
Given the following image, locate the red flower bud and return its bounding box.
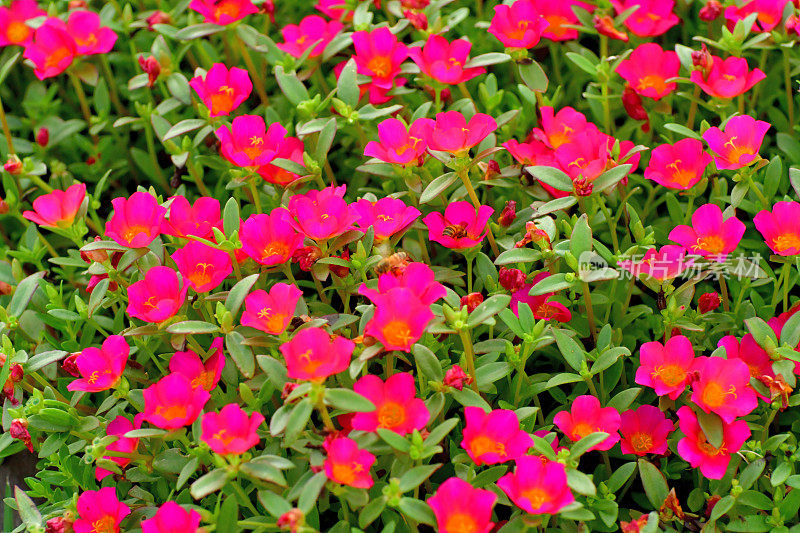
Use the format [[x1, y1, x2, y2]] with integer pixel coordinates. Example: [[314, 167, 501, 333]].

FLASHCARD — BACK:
[[68, 0, 87, 8], [593, 15, 629, 42], [622, 85, 650, 133], [277, 509, 304, 533], [62, 354, 80, 377], [9, 419, 33, 453], [9, 364, 23, 383], [138, 55, 161, 88], [573, 177, 594, 197], [146, 10, 171, 30], [401, 0, 429, 7], [699, 0, 722, 21], [692, 44, 713, 77], [460, 292, 484, 313], [443, 364, 472, 391], [0, 198, 8, 215], [281, 382, 299, 401], [404, 10, 428, 30], [498, 200, 517, 227], [36, 128, 49, 147], [330, 249, 350, 278], [45, 517, 70, 533], [705, 495, 721, 518], [4, 155, 23, 175], [698, 292, 721, 314], [499, 267, 527, 293], [620, 515, 649, 533], [260, 0, 276, 23], [291, 246, 322, 272], [0, 281, 11, 296], [787, 14, 800, 35]]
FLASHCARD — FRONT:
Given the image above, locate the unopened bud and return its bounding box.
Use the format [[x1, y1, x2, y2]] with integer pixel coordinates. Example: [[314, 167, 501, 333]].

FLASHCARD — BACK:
[[460, 292, 484, 313], [698, 0, 722, 21], [138, 55, 161, 87], [499, 267, 526, 293], [498, 201, 517, 227], [4, 155, 23, 175], [36, 128, 49, 147], [698, 292, 721, 314], [593, 15, 629, 42]]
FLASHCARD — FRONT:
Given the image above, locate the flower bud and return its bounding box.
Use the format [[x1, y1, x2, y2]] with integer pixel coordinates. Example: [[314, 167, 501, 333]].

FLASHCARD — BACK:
[[698, 0, 722, 21], [62, 354, 80, 377], [498, 200, 517, 227], [0, 198, 8, 215], [404, 10, 428, 30], [692, 44, 713, 76], [499, 267, 526, 293], [68, 0, 87, 8], [138, 55, 161, 87], [401, 0, 429, 7], [260, 0, 276, 23], [330, 249, 350, 278], [698, 292, 721, 314], [443, 364, 472, 391], [36, 127, 49, 147], [4, 155, 23, 175], [46, 516, 72, 533], [277, 509, 304, 533], [146, 10, 171, 30], [460, 292, 484, 313], [622, 85, 650, 133], [593, 15, 629, 42], [573, 177, 593, 197], [787, 14, 800, 35], [10, 419, 33, 452], [291, 246, 322, 272]]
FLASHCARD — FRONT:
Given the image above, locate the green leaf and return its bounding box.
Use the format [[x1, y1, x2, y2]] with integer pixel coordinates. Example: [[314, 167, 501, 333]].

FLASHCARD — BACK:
[[275, 66, 309, 105], [566, 468, 596, 496], [8, 271, 45, 317], [465, 53, 511, 68], [709, 495, 735, 522], [738, 458, 765, 490], [377, 428, 411, 452], [324, 388, 375, 413], [607, 462, 637, 492], [780, 309, 800, 348], [466, 295, 511, 327], [88, 277, 109, 318], [166, 320, 220, 334], [223, 197, 240, 237], [663, 123, 702, 140], [552, 328, 586, 371], [359, 497, 386, 529], [398, 464, 441, 492], [696, 409, 724, 449], [176, 23, 225, 40], [163, 119, 206, 141], [25, 350, 67, 373], [298, 472, 328, 513], [494, 248, 541, 265], [638, 458, 669, 509], [314, 117, 337, 162], [569, 432, 609, 459], [528, 273, 575, 295], [591, 164, 632, 193], [517, 61, 548, 92], [190, 469, 228, 499], [423, 418, 458, 447], [14, 486, 42, 529], [570, 214, 593, 261], [420, 172, 458, 203], [284, 399, 313, 442], [398, 498, 436, 526], [336, 58, 359, 107], [225, 273, 259, 317], [565, 52, 597, 75], [527, 165, 572, 192], [745, 317, 778, 350], [412, 344, 443, 381], [226, 331, 255, 378], [217, 496, 239, 533]]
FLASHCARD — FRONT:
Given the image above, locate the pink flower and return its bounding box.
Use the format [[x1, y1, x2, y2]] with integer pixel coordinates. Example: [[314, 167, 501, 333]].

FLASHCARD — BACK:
[[215, 115, 285, 169], [73, 487, 130, 533], [352, 27, 408, 90], [533, 106, 598, 149], [363, 117, 434, 166], [619, 405, 674, 456], [690, 356, 758, 423], [530, 0, 595, 42], [497, 457, 574, 514], [241, 282, 302, 335], [169, 337, 226, 392], [258, 135, 305, 186], [279, 327, 355, 381], [23, 18, 76, 80], [201, 403, 265, 455], [95, 415, 143, 481], [725, 0, 789, 32], [644, 138, 712, 189], [353, 197, 421, 240], [424, 201, 494, 249], [719, 334, 775, 384], [364, 288, 434, 351], [754, 201, 800, 256], [553, 130, 611, 186], [702, 115, 770, 170], [461, 407, 533, 465], [67, 335, 129, 392], [426, 111, 497, 154], [240, 208, 303, 266], [277, 15, 343, 58], [323, 437, 376, 488], [22, 183, 86, 228], [143, 372, 210, 430], [350, 372, 430, 435], [66, 10, 117, 55], [553, 395, 621, 451], [0, 0, 46, 47], [409, 35, 485, 85], [611, 0, 680, 36], [172, 241, 232, 293], [161, 196, 222, 240], [503, 138, 555, 166], [428, 477, 497, 533], [488, 0, 550, 48], [668, 203, 745, 260], [288, 185, 360, 240], [105, 191, 167, 248], [316, 0, 353, 20], [189, 63, 252, 117], [359, 262, 446, 306], [635, 335, 696, 400], [509, 273, 571, 322], [690, 55, 766, 98], [188, 0, 258, 24], [619, 245, 693, 281], [616, 43, 680, 100], [126, 266, 188, 323], [141, 501, 202, 533], [676, 406, 751, 479]]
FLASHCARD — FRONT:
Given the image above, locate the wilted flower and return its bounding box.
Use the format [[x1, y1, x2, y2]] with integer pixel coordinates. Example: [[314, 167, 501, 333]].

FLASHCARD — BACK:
[[0, 0, 46, 47], [105, 191, 167, 248], [277, 15, 343, 58], [460, 292, 484, 313], [499, 267, 527, 293], [668, 203, 745, 260], [240, 208, 304, 266], [242, 283, 302, 335], [676, 406, 751, 479], [189, 63, 253, 117], [350, 372, 430, 435], [461, 407, 533, 465], [279, 327, 355, 381], [635, 335, 696, 399], [127, 266, 188, 323], [497, 456, 574, 514], [619, 405, 674, 456], [754, 201, 800, 256], [699, 292, 722, 314], [498, 201, 517, 227], [409, 35, 485, 85], [22, 183, 86, 228], [428, 477, 497, 533], [644, 138, 712, 190], [201, 403, 265, 455], [9, 419, 32, 452], [690, 55, 766, 98], [594, 15, 629, 42], [143, 372, 210, 430], [690, 356, 758, 423], [616, 43, 680, 100], [141, 501, 201, 533], [169, 337, 226, 392], [424, 201, 494, 249], [363, 117, 434, 166], [702, 115, 770, 170], [138, 55, 161, 87], [323, 437, 376, 488], [73, 487, 130, 533], [443, 364, 472, 391], [553, 395, 621, 451], [67, 335, 129, 392], [188, 0, 258, 24]]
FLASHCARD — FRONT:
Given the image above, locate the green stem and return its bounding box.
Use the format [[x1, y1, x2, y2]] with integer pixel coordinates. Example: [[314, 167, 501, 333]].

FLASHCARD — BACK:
[[458, 329, 480, 394], [67, 71, 100, 145], [582, 282, 598, 344], [248, 178, 262, 213], [719, 274, 731, 313], [782, 262, 791, 313], [457, 167, 500, 257], [784, 48, 795, 129], [0, 91, 15, 155], [744, 167, 771, 210], [316, 395, 335, 432], [187, 156, 212, 196], [99, 55, 127, 115], [599, 35, 612, 134], [235, 38, 270, 108]]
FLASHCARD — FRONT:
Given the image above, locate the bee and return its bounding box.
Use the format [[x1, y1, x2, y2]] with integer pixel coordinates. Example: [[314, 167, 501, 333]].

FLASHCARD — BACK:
[[374, 251, 412, 276], [441, 223, 468, 240]]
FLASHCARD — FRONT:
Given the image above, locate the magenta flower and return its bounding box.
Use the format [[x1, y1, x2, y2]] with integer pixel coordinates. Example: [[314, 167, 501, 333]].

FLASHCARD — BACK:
[[141, 501, 202, 533], [668, 203, 745, 260], [66, 10, 117, 55], [23, 18, 76, 80], [532, 0, 594, 42], [350, 372, 430, 435], [718, 335, 774, 402], [241, 282, 302, 335], [503, 138, 555, 166], [201, 403, 265, 455], [676, 406, 751, 479], [533, 106, 598, 149], [725, 0, 789, 32], [126, 266, 188, 323], [364, 288, 434, 352], [488, 0, 550, 49], [553, 395, 620, 451], [635, 335, 696, 400], [277, 15, 343, 58], [105, 191, 167, 248], [73, 487, 130, 533], [359, 262, 446, 306], [644, 138, 713, 190], [279, 327, 355, 382], [239, 208, 304, 265], [690, 56, 766, 99], [259, 135, 305, 186], [288, 185, 360, 240], [616, 43, 680, 100], [0, 0, 46, 47], [188, 0, 258, 24], [428, 477, 497, 533], [352, 26, 408, 90], [611, 0, 679, 36], [189, 63, 252, 117], [96, 415, 143, 481], [22, 183, 86, 228], [618, 245, 693, 281], [510, 273, 571, 322], [409, 35, 485, 85], [172, 241, 232, 293], [161, 195, 222, 240], [690, 356, 758, 423], [323, 437, 376, 489], [497, 457, 574, 514], [702, 115, 770, 170], [426, 111, 497, 154], [143, 372, 210, 430], [363, 117, 434, 166], [169, 337, 226, 392], [424, 201, 494, 249], [67, 335, 129, 392], [619, 405, 674, 456], [215, 115, 286, 170], [460, 407, 533, 466], [553, 130, 609, 183], [352, 197, 421, 240], [754, 201, 800, 256]]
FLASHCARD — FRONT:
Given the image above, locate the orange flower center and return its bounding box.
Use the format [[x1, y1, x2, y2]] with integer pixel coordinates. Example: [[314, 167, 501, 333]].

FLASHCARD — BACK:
[[122, 225, 151, 244], [6, 21, 30, 44], [522, 487, 550, 509], [155, 403, 188, 421], [191, 371, 215, 391], [263, 242, 289, 259], [772, 233, 800, 253], [87, 369, 111, 385], [331, 461, 362, 485], [723, 137, 754, 165], [548, 126, 573, 149], [630, 432, 653, 453], [44, 46, 72, 70], [377, 402, 406, 429], [214, 2, 240, 21], [571, 422, 596, 439], [701, 382, 737, 408], [507, 19, 530, 40], [212, 428, 236, 446], [242, 136, 264, 160], [210, 86, 236, 114], [257, 308, 288, 333], [695, 235, 726, 254], [445, 513, 479, 533], [698, 437, 724, 457], [652, 364, 686, 387], [636, 74, 668, 94], [544, 15, 570, 37], [666, 160, 698, 188], [469, 435, 506, 458], [189, 262, 214, 288], [297, 349, 323, 375], [91, 515, 117, 533], [381, 320, 413, 348], [75, 33, 98, 48], [367, 55, 391, 78]]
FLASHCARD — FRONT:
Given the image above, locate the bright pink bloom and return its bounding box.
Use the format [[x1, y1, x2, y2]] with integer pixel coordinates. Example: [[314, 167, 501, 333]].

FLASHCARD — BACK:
[[141, 501, 202, 533], [352, 27, 408, 90], [353, 197, 421, 240], [143, 372, 210, 430], [258, 135, 305, 186], [635, 335, 696, 400], [350, 372, 430, 435], [497, 457, 574, 514], [428, 477, 497, 533], [105, 191, 167, 248], [702, 115, 770, 170], [172, 241, 232, 293], [22, 183, 86, 228], [201, 403, 265, 455], [215, 115, 285, 169], [644, 138, 712, 189], [66, 10, 117, 55], [690, 356, 758, 423], [461, 407, 533, 466], [364, 288, 434, 351], [189, 63, 252, 117], [532, 106, 598, 149], [510, 273, 571, 322], [67, 335, 129, 392], [426, 111, 497, 154], [126, 266, 188, 323], [277, 15, 343, 58], [530, 0, 595, 42], [323, 437, 376, 488], [23, 18, 76, 80], [363, 117, 434, 166], [611, 0, 680, 36], [488, 0, 549, 48], [619, 245, 693, 281], [719, 334, 775, 384], [676, 406, 751, 479], [241, 282, 302, 335], [240, 208, 303, 266], [503, 138, 555, 166], [316, 0, 353, 20], [279, 327, 355, 381], [424, 201, 494, 249], [409, 35, 485, 84], [188, 0, 258, 24], [169, 337, 225, 392], [690, 55, 766, 98], [553, 395, 620, 451], [288, 185, 360, 240], [95, 415, 143, 481], [359, 262, 446, 306], [161, 196, 221, 240], [616, 43, 680, 100], [553, 129, 609, 183], [725, 0, 789, 32], [668, 203, 745, 260], [0, 0, 46, 47], [619, 405, 674, 456], [73, 487, 130, 533], [754, 201, 800, 256]]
